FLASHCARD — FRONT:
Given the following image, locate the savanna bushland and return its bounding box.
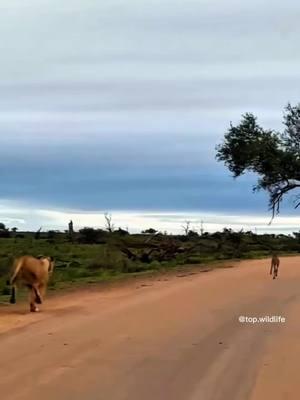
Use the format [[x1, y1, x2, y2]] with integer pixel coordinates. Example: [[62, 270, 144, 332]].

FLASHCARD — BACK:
[[1, 222, 300, 302]]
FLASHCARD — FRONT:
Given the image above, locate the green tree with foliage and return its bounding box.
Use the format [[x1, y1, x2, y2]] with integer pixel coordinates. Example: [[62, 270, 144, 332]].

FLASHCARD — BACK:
[[216, 103, 300, 217]]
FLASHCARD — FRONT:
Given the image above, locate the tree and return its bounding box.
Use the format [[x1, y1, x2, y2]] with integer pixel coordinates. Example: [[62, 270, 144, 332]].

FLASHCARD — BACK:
[[200, 220, 204, 236], [216, 104, 300, 217], [104, 213, 115, 233], [68, 220, 74, 242], [115, 227, 129, 236], [35, 227, 42, 240], [181, 221, 191, 236], [142, 228, 158, 234], [47, 230, 57, 240], [294, 232, 300, 243], [79, 227, 101, 244], [187, 230, 199, 238], [0, 223, 10, 238]]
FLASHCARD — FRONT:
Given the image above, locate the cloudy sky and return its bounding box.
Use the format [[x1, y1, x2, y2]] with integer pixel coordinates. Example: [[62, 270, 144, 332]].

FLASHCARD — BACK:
[[1, 0, 300, 233]]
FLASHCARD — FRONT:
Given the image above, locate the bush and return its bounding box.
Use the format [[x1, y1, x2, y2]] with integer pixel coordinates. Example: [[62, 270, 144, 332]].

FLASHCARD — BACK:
[[79, 228, 106, 244], [1, 286, 10, 296]]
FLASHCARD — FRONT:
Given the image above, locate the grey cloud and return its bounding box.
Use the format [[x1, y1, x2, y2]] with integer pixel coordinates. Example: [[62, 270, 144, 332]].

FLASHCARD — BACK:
[[0, 0, 299, 223]]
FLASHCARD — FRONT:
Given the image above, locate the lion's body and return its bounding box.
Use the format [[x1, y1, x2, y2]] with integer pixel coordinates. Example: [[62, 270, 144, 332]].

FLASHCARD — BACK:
[[270, 254, 280, 279], [9, 255, 54, 312]]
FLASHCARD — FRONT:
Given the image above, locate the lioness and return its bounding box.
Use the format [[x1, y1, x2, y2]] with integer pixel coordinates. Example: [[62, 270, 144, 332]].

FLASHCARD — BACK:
[[270, 253, 280, 280], [8, 255, 54, 312]]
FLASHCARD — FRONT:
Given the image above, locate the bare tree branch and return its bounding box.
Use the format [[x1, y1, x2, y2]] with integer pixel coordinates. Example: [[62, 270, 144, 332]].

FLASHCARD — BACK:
[[104, 213, 115, 233], [181, 221, 190, 236]]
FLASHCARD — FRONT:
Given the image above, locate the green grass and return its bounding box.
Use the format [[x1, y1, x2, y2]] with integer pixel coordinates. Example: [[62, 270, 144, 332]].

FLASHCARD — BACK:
[[1, 231, 299, 304], [0, 237, 176, 302]]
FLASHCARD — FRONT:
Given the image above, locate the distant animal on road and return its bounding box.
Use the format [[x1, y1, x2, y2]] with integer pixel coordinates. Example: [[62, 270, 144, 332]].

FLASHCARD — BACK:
[[7, 255, 55, 312], [270, 254, 280, 279]]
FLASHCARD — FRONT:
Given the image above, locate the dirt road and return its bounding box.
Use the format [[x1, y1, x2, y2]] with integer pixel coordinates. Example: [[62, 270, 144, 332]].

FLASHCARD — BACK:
[[1, 257, 300, 400]]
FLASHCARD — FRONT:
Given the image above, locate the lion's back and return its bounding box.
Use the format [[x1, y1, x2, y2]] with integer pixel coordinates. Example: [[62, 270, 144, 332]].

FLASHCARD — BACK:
[[18, 256, 49, 282]]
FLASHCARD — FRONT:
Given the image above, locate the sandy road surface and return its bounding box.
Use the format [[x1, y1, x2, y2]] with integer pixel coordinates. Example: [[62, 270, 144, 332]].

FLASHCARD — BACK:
[[1, 257, 300, 400]]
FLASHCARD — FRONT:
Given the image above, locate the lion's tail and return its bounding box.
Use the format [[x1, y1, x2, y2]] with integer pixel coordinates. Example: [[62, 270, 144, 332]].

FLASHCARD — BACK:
[[9, 258, 23, 285], [8, 258, 23, 304]]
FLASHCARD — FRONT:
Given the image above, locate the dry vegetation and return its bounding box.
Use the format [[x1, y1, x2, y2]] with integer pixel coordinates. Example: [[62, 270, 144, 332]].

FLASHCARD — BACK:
[[1, 223, 300, 302]]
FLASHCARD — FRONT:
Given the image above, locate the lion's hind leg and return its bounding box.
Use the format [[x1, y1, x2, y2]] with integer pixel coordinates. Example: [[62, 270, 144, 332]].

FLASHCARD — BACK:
[[28, 285, 40, 312], [32, 283, 42, 304], [270, 262, 274, 276], [9, 285, 16, 304]]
